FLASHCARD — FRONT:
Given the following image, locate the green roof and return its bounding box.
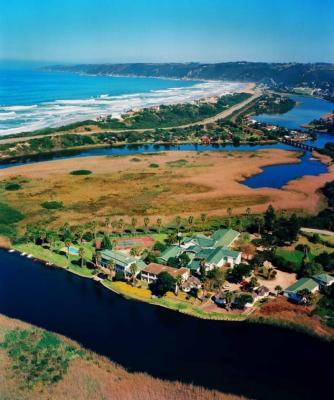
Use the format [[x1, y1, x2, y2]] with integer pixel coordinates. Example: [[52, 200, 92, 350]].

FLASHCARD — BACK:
[[193, 235, 216, 248], [185, 245, 202, 254], [286, 278, 319, 293], [187, 259, 201, 271], [159, 245, 183, 261], [197, 248, 214, 260], [101, 250, 136, 268], [313, 274, 334, 285], [212, 229, 240, 247]]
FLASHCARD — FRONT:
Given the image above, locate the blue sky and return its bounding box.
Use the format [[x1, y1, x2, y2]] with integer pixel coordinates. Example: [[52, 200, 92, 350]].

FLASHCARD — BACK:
[[1, 0, 333, 64]]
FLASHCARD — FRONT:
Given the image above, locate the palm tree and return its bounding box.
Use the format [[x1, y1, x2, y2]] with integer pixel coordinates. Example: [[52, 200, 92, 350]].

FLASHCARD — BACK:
[[245, 207, 251, 217], [156, 218, 162, 233], [255, 217, 263, 235], [225, 291, 233, 311], [131, 217, 138, 234], [200, 213, 207, 229], [175, 216, 181, 231], [107, 259, 115, 279], [129, 263, 138, 285], [105, 216, 111, 230], [91, 221, 97, 239], [118, 218, 124, 235], [175, 274, 183, 295], [79, 247, 86, 268], [227, 207, 233, 227], [130, 247, 140, 256], [144, 217, 150, 232], [64, 239, 71, 259], [188, 215, 194, 232], [93, 251, 101, 268]]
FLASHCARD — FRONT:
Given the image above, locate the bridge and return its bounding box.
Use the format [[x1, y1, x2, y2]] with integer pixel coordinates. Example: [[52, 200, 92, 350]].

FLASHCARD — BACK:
[[280, 138, 319, 152]]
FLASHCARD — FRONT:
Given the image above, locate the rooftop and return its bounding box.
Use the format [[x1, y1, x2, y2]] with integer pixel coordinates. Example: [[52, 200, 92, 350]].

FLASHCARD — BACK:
[[143, 263, 189, 278], [212, 228, 240, 247], [158, 245, 183, 261], [285, 278, 318, 293]]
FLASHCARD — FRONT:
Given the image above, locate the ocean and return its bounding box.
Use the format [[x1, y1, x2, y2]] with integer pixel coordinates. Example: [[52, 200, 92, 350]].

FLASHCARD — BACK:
[[0, 68, 245, 136]]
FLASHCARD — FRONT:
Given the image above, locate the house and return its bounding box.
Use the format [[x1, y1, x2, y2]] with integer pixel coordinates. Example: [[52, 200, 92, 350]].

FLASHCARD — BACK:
[[312, 273, 334, 288], [255, 285, 270, 299], [182, 229, 240, 250], [196, 246, 241, 270], [181, 235, 215, 250], [100, 250, 146, 278], [141, 263, 190, 284], [284, 278, 319, 303], [157, 245, 183, 264], [181, 276, 202, 293], [211, 228, 240, 247]]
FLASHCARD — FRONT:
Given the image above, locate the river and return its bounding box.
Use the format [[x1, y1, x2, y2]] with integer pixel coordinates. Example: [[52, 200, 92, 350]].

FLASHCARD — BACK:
[[0, 250, 332, 400]]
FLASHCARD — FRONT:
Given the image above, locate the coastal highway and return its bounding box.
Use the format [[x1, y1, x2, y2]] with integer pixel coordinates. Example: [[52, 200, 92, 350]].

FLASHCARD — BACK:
[[0, 90, 262, 145]]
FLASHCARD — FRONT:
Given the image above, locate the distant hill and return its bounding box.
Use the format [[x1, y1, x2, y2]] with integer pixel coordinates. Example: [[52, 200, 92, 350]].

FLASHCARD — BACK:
[[43, 62, 334, 87]]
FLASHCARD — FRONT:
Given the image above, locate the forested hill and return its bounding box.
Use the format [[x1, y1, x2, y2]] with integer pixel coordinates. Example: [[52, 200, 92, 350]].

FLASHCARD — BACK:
[[43, 62, 334, 87]]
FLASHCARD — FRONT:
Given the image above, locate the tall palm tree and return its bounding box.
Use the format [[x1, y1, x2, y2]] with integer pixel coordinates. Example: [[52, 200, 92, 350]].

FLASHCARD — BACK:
[[93, 251, 101, 268], [144, 217, 150, 233], [129, 263, 138, 285], [188, 215, 194, 232], [64, 239, 71, 259], [175, 216, 181, 231], [118, 218, 124, 235], [107, 259, 115, 279], [227, 207, 233, 227], [105, 216, 111, 230], [131, 217, 138, 234], [200, 213, 207, 229], [175, 274, 183, 295], [156, 218, 162, 233], [79, 247, 86, 268]]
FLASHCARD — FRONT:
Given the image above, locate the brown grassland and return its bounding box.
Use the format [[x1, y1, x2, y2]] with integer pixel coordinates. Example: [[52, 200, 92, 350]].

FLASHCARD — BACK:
[[1, 149, 333, 231], [0, 314, 245, 400]]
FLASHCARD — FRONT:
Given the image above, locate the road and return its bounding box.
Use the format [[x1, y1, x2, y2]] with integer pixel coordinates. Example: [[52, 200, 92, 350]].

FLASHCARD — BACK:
[[301, 227, 334, 237], [0, 90, 262, 145]]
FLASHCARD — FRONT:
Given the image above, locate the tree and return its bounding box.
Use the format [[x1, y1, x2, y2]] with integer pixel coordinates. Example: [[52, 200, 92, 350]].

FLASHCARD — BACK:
[[206, 268, 225, 290], [64, 239, 71, 259], [105, 216, 111, 229], [249, 276, 258, 289], [225, 291, 233, 310], [234, 293, 253, 309], [199, 259, 207, 282], [156, 218, 162, 233], [79, 247, 86, 268], [275, 285, 282, 294], [227, 207, 233, 227], [92, 251, 101, 268], [118, 218, 124, 234], [175, 216, 181, 231], [130, 247, 140, 256], [200, 213, 207, 228], [255, 217, 263, 235], [144, 217, 150, 232], [129, 263, 138, 285], [175, 274, 183, 295], [131, 217, 138, 233], [107, 259, 115, 278], [297, 289, 314, 305], [150, 272, 176, 296], [228, 263, 253, 283], [264, 205, 276, 233], [102, 233, 112, 249], [188, 215, 194, 232]]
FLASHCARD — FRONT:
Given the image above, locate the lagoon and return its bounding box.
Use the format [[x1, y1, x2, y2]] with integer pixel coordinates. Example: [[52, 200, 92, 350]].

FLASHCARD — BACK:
[[0, 249, 333, 400]]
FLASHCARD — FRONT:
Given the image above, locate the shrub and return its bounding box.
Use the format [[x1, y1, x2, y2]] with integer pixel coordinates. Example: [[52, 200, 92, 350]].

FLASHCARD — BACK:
[[70, 169, 92, 175], [0, 328, 82, 387], [149, 163, 159, 168], [5, 182, 22, 191], [41, 201, 64, 210], [0, 202, 25, 224]]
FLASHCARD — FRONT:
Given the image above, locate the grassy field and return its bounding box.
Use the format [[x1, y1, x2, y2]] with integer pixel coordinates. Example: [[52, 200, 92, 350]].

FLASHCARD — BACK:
[[0, 314, 245, 400], [0, 149, 318, 234]]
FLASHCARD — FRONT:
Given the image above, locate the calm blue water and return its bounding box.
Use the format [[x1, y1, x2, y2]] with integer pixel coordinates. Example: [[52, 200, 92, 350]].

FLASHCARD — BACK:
[[254, 94, 334, 130], [0, 142, 328, 189], [0, 250, 332, 400]]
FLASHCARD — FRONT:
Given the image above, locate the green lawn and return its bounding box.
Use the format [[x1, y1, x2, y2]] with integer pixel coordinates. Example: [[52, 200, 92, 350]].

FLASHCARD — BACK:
[[275, 248, 304, 266]]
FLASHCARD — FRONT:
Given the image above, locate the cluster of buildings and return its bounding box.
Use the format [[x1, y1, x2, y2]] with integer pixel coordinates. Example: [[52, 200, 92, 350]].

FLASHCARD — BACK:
[[99, 228, 242, 294], [284, 274, 334, 303]]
